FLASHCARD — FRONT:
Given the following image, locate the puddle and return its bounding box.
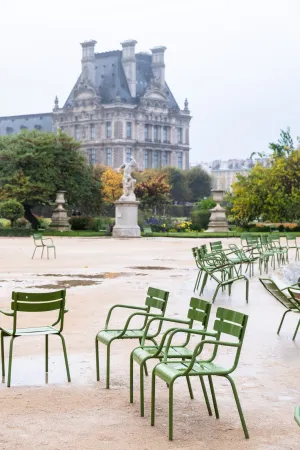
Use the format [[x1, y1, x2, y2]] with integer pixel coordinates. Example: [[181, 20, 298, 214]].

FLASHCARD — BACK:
[[128, 266, 173, 270], [26, 280, 102, 289], [37, 272, 131, 279]]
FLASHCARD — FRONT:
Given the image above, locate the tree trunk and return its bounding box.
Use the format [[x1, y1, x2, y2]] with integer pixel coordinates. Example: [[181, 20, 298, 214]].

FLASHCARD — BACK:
[[23, 204, 39, 230]]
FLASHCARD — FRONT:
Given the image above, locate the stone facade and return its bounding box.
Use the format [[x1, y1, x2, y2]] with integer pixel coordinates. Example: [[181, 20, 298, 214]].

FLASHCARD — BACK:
[[0, 40, 191, 172], [52, 40, 191, 170], [200, 158, 271, 192]]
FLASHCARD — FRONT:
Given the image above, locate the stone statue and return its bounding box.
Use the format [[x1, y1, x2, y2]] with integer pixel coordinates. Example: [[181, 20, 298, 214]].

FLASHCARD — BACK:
[[118, 157, 138, 201]]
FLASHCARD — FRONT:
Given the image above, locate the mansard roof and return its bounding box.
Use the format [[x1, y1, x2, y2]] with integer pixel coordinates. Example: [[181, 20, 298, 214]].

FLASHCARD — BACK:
[[0, 112, 52, 135], [64, 51, 179, 109]]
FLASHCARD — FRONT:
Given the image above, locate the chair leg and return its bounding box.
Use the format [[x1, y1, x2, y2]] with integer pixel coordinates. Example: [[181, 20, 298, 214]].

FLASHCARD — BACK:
[[245, 278, 249, 303], [95, 337, 100, 381], [208, 375, 219, 419], [169, 380, 174, 441], [212, 284, 221, 304], [47, 247, 49, 260], [1, 331, 5, 383], [54, 247, 56, 259], [277, 310, 290, 334], [151, 370, 156, 426], [139, 338, 148, 376], [140, 364, 145, 416], [45, 335, 49, 384], [58, 334, 71, 382], [199, 376, 212, 416], [7, 337, 15, 388], [130, 353, 134, 403], [292, 318, 300, 340], [224, 375, 249, 439], [106, 343, 111, 389], [186, 376, 194, 400], [41, 246, 44, 259], [32, 247, 37, 259]]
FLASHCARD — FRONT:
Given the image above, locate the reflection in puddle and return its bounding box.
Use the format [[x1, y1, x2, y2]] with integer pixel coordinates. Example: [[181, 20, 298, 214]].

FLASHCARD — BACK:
[[128, 266, 173, 270]]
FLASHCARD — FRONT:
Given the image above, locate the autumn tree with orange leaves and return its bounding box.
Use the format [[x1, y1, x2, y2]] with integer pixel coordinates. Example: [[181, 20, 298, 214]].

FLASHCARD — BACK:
[[98, 166, 123, 203], [135, 172, 170, 214]]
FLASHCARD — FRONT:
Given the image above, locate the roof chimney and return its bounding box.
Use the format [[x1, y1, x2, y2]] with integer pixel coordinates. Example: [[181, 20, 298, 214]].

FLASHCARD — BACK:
[[151, 46, 167, 86], [80, 40, 97, 85], [121, 40, 137, 98]]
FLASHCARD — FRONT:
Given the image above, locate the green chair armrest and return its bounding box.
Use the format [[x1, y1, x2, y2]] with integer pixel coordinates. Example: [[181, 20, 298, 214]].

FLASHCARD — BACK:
[[104, 304, 148, 329], [121, 312, 162, 336], [162, 328, 218, 360], [42, 238, 54, 245], [0, 309, 14, 317], [141, 317, 191, 345]]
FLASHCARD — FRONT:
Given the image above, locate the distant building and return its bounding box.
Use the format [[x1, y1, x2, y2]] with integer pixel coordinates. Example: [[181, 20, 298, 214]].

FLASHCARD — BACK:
[[0, 40, 191, 170], [200, 158, 271, 192]]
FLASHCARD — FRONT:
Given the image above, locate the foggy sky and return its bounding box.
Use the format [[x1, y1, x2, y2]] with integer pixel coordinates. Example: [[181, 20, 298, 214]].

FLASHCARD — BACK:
[[1, 0, 300, 163]]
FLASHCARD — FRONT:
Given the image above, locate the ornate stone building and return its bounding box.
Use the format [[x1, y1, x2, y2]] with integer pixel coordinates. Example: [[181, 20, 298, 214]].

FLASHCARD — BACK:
[[0, 40, 191, 170]]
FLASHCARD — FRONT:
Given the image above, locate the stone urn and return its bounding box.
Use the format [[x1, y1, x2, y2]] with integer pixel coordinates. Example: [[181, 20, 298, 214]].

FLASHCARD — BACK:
[[206, 189, 229, 232], [49, 190, 70, 231]]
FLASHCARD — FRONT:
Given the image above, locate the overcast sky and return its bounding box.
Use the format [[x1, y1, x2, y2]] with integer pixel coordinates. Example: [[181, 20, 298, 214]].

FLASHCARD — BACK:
[[0, 0, 300, 162]]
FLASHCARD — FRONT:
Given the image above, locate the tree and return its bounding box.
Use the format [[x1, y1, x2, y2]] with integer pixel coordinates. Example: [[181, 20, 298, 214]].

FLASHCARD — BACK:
[[164, 167, 191, 203], [98, 166, 123, 203], [0, 130, 102, 228], [186, 166, 212, 202], [135, 173, 170, 214], [231, 149, 300, 225], [269, 127, 294, 158], [0, 200, 24, 227]]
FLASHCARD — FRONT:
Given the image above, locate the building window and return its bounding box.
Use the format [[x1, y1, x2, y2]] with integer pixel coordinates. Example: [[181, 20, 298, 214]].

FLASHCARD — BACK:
[[75, 125, 80, 140], [89, 148, 96, 165], [90, 124, 95, 140], [106, 121, 112, 138], [126, 122, 132, 139], [177, 127, 183, 144], [20, 125, 28, 130], [126, 147, 131, 163], [163, 126, 167, 143], [81, 127, 86, 140], [153, 151, 159, 169], [144, 150, 149, 169], [106, 147, 112, 166], [177, 152, 183, 169], [6, 127, 13, 135], [162, 151, 167, 167], [154, 125, 159, 142], [34, 124, 42, 130], [144, 124, 151, 141]]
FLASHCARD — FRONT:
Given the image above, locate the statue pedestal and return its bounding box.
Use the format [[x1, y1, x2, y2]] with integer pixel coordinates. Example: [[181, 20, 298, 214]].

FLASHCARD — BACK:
[[49, 191, 70, 231], [112, 201, 141, 238], [207, 189, 229, 232]]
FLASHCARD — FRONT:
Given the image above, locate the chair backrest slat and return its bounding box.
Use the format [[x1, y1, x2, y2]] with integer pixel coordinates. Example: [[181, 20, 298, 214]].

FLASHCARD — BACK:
[[216, 307, 245, 325], [145, 287, 169, 312], [210, 241, 222, 252], [12, 291, 65, 302], [214, 320, 242, 338], [11, 299, 63, 313], [187, 297, 211, 328]]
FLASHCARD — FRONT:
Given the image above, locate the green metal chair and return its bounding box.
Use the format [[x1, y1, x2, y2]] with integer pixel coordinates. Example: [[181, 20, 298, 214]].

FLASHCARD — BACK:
[[259, 278, 300, 338], [295, 406, 300, 426], [32, 233, 56, 259], [267, 235, 288, 265], [199, 253, 249, 303], [95, 287, 169, 388], [130, 297, 214, 417], [0, 290, 70, 387], [151, 307, 249, 440], [286, 235, 300, 261]]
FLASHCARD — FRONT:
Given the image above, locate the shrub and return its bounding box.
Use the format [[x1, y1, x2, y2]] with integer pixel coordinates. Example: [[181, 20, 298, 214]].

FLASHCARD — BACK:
[[69, 216, 93, 230], [89, 218, 108, 232], [191, 210, 210, 231], [0, 200, 24, 227], [15, 217, 30, 228]]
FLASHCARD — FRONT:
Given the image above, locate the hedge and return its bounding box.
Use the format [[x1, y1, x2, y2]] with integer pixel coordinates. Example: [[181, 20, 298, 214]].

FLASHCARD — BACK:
[[0, 228, 33, 237]]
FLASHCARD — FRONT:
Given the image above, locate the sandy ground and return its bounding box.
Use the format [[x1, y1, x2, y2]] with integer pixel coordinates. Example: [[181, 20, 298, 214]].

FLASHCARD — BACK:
[[0, 236, 299, 450]]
